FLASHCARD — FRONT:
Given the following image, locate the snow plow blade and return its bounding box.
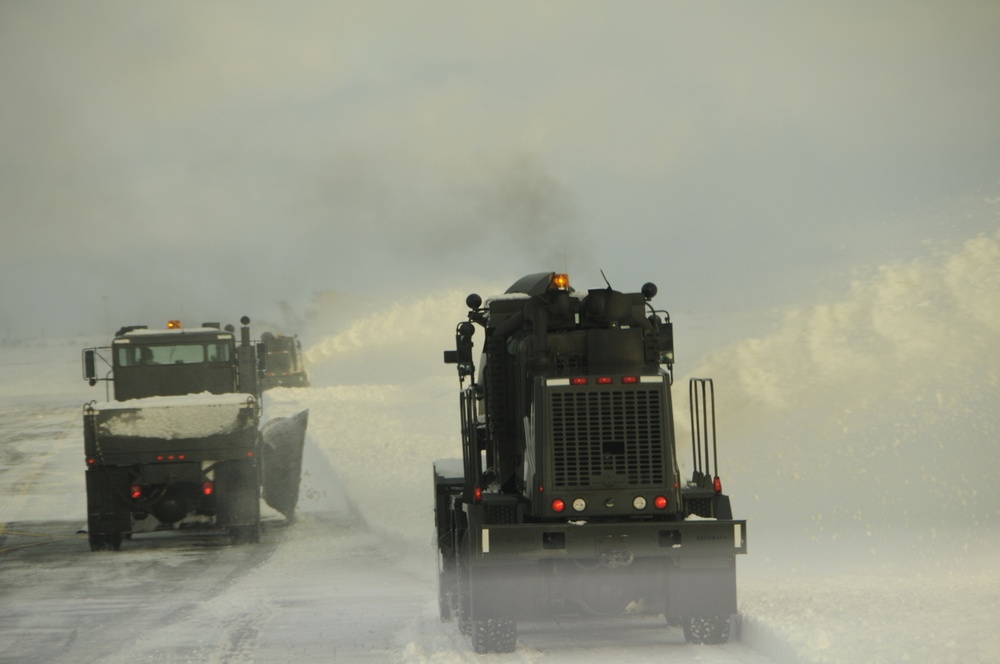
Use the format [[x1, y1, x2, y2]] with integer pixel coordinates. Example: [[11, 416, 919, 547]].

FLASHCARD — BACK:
[[260, 409, 309, 518]]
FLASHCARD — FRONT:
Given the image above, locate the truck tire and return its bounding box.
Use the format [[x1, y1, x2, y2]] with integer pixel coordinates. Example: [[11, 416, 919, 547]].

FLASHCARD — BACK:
[[458, 592, 472, 636], [454, 512, 472, 635], [683, 615, 730, 644], [228, 522, 261, 545], [88, 532, 123, 552], [438, 576, 454, 622], [470, 617, 517, 653]]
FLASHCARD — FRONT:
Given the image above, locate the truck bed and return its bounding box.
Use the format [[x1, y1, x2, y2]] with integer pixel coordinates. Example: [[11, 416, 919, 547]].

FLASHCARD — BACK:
[[84, 393, 258, 464]]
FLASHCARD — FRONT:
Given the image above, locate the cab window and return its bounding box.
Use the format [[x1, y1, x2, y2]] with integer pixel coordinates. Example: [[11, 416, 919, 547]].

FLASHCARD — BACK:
[[118, 344, 206, 366], [206, 343, 231, 363]]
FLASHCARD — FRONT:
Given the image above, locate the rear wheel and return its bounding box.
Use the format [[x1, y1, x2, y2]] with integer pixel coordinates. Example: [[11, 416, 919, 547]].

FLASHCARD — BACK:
[[470, 617, 517, 653], [229, 522, 261, 545], [454, 514, 472, 635], [88, 532, 123, 552], [438, 572, 455, 622], [683, 615, 730, 644]]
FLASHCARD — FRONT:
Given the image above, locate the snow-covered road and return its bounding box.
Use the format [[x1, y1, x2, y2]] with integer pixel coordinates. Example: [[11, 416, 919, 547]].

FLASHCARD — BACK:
[[0, 400, 773, 663], [3, 380, 996, 663]]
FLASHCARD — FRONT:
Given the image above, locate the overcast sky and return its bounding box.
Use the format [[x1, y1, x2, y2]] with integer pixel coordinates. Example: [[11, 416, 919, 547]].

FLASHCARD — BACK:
[[2, 1, 999, 339]]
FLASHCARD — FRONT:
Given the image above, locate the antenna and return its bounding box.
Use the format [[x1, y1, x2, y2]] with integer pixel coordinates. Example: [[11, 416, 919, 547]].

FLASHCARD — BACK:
[[600, 269, 613, 289]]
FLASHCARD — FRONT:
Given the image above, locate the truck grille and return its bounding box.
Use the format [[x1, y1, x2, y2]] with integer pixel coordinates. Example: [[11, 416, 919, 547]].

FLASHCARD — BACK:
[[549, 386, 665, 488]]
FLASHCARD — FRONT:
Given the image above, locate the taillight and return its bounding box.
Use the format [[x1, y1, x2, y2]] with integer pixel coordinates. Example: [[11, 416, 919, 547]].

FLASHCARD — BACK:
[[473, 486, 483, 503], [569, 376, 641, 385], [551, 498, 566, 513], [654, 495, 668, 509], [130, 485, 143, 500], [713, 476, 722, 494], [202, 481, 215, 496]]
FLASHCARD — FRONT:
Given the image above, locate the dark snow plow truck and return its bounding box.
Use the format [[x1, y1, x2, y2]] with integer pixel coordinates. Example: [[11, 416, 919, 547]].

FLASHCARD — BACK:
[[260, 332, 310, 390], [82, 317, 309, 551], [435, 273, 747, 653]]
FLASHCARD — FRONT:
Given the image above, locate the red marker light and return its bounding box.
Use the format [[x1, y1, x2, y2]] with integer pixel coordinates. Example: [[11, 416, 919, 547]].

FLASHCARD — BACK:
[[596, 376, 613, 385], [571, 377, 588, 386], [654, 495, 668, 509], [713, 476, 723, 494], [473, 486, 483, 503], [202, 481, 215, 496], [622, 376, 639, 384], [130, 485, 143, 500], [551, 498, 566, 513]]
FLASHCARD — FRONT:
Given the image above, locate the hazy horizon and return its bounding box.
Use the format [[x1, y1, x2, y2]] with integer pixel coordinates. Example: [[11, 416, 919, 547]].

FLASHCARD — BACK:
[[3, 2, 999, 340]]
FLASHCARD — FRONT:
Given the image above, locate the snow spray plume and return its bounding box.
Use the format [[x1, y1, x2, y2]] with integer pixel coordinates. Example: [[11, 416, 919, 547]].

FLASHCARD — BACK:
[[302, 290, 471, 386], [683, 228, 1000, 540]]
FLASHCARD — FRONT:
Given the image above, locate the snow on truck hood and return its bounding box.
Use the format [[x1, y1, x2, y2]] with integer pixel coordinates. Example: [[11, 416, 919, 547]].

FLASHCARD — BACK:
[[88, 392, 256, 440]]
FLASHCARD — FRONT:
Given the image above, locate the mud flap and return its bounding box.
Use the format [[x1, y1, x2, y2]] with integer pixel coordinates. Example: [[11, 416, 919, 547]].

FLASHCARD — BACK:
[[260, 409, 309, 518], [664, 557, 738, 619], [215, 458, 261, 529], [86, 466, 131, 538]]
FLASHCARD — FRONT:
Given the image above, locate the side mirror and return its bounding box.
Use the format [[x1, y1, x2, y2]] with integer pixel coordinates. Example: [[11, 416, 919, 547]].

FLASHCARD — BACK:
[[456, 322, 475, 376], [659, 321, 674, 366], [257, 343, 268, 372], [83, 349, 97, 386], [444, 322, 476, 377]]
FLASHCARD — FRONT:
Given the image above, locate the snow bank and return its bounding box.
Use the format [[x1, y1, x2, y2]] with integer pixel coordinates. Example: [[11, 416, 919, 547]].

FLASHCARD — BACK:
[[683, 230, 1000, 562], [741, 573, 1000, 663], [264, 378, 456, 556]]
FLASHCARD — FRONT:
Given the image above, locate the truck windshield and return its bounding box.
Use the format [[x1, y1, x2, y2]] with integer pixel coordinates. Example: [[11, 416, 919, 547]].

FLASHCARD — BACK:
[[117, 342, 231, 367]]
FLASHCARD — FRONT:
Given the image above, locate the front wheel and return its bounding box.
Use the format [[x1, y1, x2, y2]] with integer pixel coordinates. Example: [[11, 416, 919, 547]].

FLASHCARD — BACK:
[[683, 615, 731, 644]]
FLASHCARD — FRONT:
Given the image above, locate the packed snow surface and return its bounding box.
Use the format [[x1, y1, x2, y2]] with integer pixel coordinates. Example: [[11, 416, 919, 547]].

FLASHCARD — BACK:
[[90, 392, 255, 439]]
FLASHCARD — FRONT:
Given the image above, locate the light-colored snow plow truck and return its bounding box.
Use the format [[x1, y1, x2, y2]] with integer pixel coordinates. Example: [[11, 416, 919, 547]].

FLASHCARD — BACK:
[[435, 273, 747, 653], [82, 317, 309, 551]]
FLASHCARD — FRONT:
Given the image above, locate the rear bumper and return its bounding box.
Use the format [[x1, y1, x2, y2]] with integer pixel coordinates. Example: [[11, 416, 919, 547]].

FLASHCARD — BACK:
[[460, 517, 746, 620], [471, 518, 747, 561]]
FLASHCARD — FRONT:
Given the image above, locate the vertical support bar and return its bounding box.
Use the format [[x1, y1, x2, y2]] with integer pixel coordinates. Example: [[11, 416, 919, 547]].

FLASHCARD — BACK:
[[460, 387, 481, 502], [689, 378, 718, 488]]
